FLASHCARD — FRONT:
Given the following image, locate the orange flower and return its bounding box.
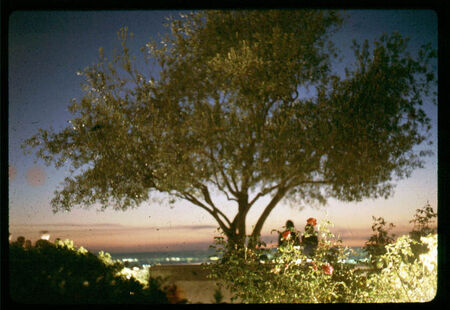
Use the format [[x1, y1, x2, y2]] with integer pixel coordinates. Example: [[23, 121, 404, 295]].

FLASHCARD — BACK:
[[321, 263, 333, 275], [282, 231, 291, 240], [306, 217, 317, 226]]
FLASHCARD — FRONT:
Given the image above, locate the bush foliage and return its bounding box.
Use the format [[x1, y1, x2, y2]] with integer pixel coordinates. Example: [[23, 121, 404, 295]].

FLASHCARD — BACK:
[[204, 217, 437, 303], [362, 234, 437, 303], [9, 239, 169, 304]]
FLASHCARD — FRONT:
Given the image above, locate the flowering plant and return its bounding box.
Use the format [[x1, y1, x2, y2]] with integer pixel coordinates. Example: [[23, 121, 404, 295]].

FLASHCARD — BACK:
[[204, 217, 438, 303], [204, 220, 363, 303], [361, 234, 437, 302], [307, 217, 317, 226], [281, 231, 291, 240], [321, 263, 334, 275]]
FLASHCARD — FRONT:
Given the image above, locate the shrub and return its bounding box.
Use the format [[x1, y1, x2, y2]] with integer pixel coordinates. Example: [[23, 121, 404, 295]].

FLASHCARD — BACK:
[[362, 234, 437, 303], [363, 216, 396, 269], [9, 238, 169, 304], [204, 220, 367, 303], [204, 221, 437, 303], [409, 202, 437, 260]]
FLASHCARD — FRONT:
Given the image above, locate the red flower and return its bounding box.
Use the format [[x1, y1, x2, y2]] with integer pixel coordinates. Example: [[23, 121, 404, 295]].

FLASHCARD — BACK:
[[321, 263, 334, 275], [311, 261, 318, 271], [282, 231, 291, 240], [307, 217, 317, 226]]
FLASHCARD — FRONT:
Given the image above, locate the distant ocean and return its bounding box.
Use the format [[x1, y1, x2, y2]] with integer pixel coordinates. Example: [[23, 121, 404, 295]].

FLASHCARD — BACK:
[[110, 247, 369, 267], [110, 248, 218, 267]]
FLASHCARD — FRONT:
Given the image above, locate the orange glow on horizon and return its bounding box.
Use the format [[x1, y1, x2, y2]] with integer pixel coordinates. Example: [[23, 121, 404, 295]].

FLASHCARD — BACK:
[[8, 221, 423, 253]]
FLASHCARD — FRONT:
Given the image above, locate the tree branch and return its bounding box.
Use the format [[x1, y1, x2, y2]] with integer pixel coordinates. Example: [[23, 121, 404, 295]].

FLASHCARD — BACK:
[[207, 147, 240, 197], [288, 178, 332, 188], [207, 173, 239, 203], [181, 191, 230, 235], [251, 185, 289, 240], [249, 177, 332, 238], [197, 183, 232, 227], [229, 170, 240, 194], [249, 183, 282, 207]]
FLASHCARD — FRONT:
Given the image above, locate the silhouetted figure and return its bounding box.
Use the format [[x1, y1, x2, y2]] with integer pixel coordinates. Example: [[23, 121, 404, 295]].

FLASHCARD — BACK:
[[24, 240, 32, 249], [10, 236, 29, 249], [15, 236, 25, 247], [278, 220, 300, 247], [301, 217, 318, 257], [35, 239, 51, 248]]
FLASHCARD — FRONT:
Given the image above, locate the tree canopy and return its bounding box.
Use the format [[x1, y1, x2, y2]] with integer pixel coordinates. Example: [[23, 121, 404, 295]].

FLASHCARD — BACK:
[[23, 10, 436, 246]]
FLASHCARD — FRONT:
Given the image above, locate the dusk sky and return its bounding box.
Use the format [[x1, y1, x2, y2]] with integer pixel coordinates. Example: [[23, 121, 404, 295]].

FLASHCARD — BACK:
[[8, 9, 438, 253]]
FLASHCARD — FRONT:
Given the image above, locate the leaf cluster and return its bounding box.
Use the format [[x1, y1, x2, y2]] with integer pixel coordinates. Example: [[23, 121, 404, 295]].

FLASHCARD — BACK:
[[204, 219, 437, 303], [363, 216, 396, 269], [204, 220, 365, 303], [364, 234, 437, 302], [364, 203, 437, 267], [9, 238, 169, 304]]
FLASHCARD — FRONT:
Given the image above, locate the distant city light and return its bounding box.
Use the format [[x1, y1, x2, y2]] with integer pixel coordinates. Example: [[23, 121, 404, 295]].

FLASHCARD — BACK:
[[165, 257, 182, 262], [40, 231, 50, 240], [122, 258, 139, 262]]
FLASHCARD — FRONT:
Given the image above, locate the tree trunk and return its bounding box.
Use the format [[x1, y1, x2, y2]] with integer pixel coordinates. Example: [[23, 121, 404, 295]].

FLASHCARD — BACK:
[[220, 189, 289, 250], [249, 187, 288, 248], [224, 194, 250, 249]]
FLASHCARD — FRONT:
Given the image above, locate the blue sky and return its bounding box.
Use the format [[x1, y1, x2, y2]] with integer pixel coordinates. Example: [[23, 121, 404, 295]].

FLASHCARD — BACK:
[[8, 10, 438, 252]]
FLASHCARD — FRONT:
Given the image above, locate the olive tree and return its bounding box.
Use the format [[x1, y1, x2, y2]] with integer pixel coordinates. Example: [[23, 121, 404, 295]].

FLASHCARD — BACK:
[[23, 10, 436, 247]]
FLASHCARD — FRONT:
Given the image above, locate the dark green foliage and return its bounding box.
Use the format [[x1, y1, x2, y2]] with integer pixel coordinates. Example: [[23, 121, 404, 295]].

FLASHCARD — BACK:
[[409, 202, 437, 260], [363, 216, 396, 269], [363, 203, 437, 268], [9, 240, 169, 304], [205, 221, 369, 303], [205, 219, 437, 303]]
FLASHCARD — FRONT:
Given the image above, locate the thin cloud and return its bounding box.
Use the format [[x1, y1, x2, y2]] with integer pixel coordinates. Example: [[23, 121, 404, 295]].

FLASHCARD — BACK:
[[11, 223, 217, 231], [13, 223, 125, 228], [124, 224, 218, 231], [331, 225, 412, 239], [173, 225, 218, 230]]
